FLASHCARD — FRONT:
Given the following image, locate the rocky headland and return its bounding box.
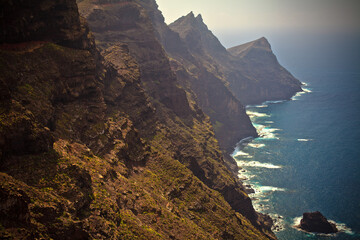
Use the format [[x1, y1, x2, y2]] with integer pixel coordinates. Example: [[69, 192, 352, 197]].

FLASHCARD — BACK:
[[0, 0, 302, 239]]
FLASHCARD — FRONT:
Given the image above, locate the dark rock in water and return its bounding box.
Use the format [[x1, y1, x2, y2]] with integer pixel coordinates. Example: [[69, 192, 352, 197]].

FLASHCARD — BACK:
[[299, 211, 338, 234]]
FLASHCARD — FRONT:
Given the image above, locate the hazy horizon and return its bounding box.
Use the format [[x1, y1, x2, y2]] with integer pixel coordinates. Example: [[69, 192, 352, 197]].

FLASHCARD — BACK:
[[157, 0, 360, 35], [157, 0, 360, 74]]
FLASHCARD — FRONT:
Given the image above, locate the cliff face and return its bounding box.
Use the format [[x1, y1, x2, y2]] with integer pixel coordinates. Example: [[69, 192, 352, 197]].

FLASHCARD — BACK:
[[169, 14, 302, 106], [0, 0, 273, 239], [143, 9, 258, 158], [0, 0, 91, 49], [227, 37, 303, 105], [77, 1, 276, 239], [79, 0, 193, 119]]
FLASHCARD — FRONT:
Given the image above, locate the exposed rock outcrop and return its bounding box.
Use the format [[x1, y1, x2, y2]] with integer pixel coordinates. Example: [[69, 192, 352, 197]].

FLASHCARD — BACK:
[[0, 0, 93, 49], [227, 37, 303, 105], [0, 0, 273, 239], [149, 8, 258, 160], [77, 3, 277, 239], [169, 13, 302, 106], [298, 211, 338, 234]]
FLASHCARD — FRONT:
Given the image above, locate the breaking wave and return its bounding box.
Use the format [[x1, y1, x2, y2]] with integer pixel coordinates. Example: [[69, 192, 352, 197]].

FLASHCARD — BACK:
[[264, 100, 287, 104], [237, 160, 282, 169], [297, 139, 313, 142], [253, 123, 281, 140], [246, 110, 270, 119], [292, 87, 312, 100], [233, 150, 253, 158], [248, 143, 266, 148], [292, 217, 355, 236]]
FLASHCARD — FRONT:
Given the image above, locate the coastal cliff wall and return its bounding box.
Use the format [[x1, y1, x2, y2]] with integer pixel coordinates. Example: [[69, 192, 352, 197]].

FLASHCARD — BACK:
[[227, 37, 302, 105], [169, 13, 302, 107], [136, 4, 258, 160], [78, 1, 275, 238], [0, 0, 274, 239]]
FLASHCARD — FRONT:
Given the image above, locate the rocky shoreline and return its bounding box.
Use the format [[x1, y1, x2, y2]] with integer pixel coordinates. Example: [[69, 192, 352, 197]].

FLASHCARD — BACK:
[[230, 84, 305, 232], [1, 0, 303, 239]]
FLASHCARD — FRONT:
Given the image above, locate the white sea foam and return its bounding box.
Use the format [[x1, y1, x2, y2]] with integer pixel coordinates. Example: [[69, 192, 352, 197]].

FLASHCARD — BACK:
[[333, 221, 355, 235], [248, 143, 266, 148], [292, 87, 312, 100], [231, 137, 254, 157], [237, 160, 282, 169], [269, 213, 286, 232], [246, 111, 270, 119], [292, 217, 355, 236], [292, 216, 302, 227], [291, 91, 305, 100], [250, 185, 287, 213], [297, 139, 313, 142], [253, 202, 270, 212], [264, 100, 286, 104], [246, 104, 269, 109], [303, 88, 312, 93], [261, 128, 281, 139], [237, 171, 255, 181], [256, 186, 286, 192], [233, 151, 253, 158], [254, 124, 281, 139]]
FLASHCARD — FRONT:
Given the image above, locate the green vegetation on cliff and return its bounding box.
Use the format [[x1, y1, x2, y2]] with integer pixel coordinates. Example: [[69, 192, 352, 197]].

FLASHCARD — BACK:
[[0, 0, 276, 239]]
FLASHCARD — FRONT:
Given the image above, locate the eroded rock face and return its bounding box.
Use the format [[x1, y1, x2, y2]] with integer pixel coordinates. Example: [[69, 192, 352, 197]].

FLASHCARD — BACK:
[[227, 37, 303, 105], [143, 4, 258, 159], [0, 0, 91, 49], [78, 1, 276, 239], [0, 186, 31, 228], [299, 211, 338, 234], [169, 14, 302, 106], [0, 0, 273, 239], [80, 1, 194, 119]]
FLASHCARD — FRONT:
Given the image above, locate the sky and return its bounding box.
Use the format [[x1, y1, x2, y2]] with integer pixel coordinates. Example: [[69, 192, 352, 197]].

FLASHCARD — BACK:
[[157, 0, 360, 73], [157, 0, 360, 34]]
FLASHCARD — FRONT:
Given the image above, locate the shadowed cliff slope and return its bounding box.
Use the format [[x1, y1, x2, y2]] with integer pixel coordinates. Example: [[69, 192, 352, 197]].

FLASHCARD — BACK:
[[139, 8, 258, 160], [0, 0, 274, 239], [227, 37, 303, 105], [169, 13, 302, 106], [78, 1, 276, 239]]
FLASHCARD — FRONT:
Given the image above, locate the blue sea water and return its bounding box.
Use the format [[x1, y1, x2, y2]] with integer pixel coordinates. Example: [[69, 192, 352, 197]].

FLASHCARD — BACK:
[[232, 71, 360, 239]]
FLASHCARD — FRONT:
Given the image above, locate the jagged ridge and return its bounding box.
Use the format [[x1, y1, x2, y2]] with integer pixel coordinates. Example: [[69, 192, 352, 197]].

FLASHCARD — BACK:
[[169, 12, 302, 106]]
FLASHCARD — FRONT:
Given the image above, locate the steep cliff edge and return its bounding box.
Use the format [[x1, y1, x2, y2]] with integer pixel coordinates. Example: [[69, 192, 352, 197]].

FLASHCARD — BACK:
[[141, 8, 258, 159], [169, 14, 302, 106], [77, 1, 275, 239], [0, 0, 273, 239], [227, 37, 303, 105]]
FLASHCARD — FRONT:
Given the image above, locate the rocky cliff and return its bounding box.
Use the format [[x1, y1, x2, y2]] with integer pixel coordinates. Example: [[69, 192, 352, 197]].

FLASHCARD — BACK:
[[169, 13, 302, 106], [77, 1, 275, 238], [0, 0, 274, 239], [141, 9, 258, 160], [227, 37, 303, 105]]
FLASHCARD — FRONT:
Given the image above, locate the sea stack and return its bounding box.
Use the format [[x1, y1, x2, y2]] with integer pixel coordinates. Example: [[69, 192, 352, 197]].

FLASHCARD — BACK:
[[299, 211, 338, 234]]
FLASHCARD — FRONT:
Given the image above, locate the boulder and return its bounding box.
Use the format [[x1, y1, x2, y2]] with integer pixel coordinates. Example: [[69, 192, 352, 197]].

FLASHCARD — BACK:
[[299, 211, 338, 234]]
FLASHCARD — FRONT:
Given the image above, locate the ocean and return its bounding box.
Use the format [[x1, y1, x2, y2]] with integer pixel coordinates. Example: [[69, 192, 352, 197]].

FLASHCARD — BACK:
[[232, 69, 360, 239]]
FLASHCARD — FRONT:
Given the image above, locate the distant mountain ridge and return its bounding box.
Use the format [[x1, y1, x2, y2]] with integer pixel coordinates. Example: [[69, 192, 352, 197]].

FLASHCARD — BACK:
[[170, 12, 228, 57], [155, 9, 259, 158], [169, 11, 302, 105]]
